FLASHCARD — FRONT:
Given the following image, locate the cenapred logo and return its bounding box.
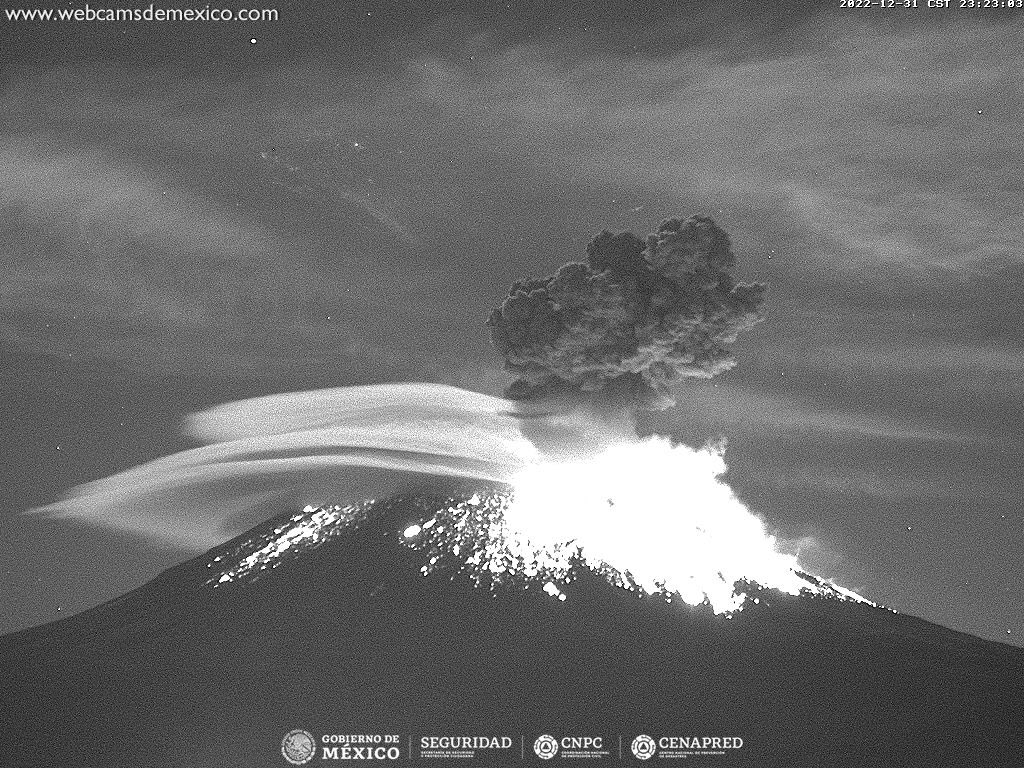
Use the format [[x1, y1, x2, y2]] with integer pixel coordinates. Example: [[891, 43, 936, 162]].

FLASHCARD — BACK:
[[281, 729, 317, 765], [534, 734, 559, 760], [631, 734, 656, 761]]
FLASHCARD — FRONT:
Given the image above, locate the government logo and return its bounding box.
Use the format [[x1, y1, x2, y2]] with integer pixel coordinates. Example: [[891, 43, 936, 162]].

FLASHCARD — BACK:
[[631, 734, 656, 761], [281, 729, 317, 765], [534, 734, 559, 760]]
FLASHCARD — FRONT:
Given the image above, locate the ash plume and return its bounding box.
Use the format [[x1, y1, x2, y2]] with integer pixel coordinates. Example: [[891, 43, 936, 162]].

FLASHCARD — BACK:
[[487, 216, 766, 408]]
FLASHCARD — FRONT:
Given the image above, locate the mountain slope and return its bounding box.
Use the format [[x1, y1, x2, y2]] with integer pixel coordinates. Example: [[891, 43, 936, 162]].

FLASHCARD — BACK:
[[2, 491, 1022, 768]]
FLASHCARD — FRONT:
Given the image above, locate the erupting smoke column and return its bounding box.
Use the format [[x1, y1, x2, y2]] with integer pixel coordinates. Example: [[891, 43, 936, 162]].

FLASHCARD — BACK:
[[468, 215, 818, 612], [487, 216, 766, 408]]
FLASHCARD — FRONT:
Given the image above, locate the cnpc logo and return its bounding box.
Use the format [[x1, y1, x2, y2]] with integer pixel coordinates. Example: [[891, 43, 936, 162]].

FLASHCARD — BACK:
[[534, 734, 605, 759], [533, 734, 559, 760]]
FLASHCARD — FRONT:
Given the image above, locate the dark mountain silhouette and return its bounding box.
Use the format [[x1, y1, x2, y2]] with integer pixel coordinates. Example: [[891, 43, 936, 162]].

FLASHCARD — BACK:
[[2, 490, 1022, 767]]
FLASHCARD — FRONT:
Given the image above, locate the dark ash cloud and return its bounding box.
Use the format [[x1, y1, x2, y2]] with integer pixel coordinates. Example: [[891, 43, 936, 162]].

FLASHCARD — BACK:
[[487, 216, 765, 407]]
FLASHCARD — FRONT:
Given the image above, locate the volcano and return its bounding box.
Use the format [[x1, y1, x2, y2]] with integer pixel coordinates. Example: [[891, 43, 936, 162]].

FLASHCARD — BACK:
[[2, 489, 1022, 768]]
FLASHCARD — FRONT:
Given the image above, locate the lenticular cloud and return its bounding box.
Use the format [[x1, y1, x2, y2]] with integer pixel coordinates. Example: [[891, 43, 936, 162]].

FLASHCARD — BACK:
[[30, 383, 628, 549]]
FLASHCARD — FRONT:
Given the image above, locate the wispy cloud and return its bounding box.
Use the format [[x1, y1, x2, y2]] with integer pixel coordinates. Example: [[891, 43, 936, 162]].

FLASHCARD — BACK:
[[1, 16, 1020, 386], [386, 18, 1023, 275], [0, 76, 431, 377], [753, 465, 1017, 504], [767, 341, 1023, 379], [668, 381, 985, 445], [0, 137, 284, 261]]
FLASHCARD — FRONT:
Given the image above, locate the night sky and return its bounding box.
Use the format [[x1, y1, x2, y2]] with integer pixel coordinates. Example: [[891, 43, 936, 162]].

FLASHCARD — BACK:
[[0, 0, 1020, 646]]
